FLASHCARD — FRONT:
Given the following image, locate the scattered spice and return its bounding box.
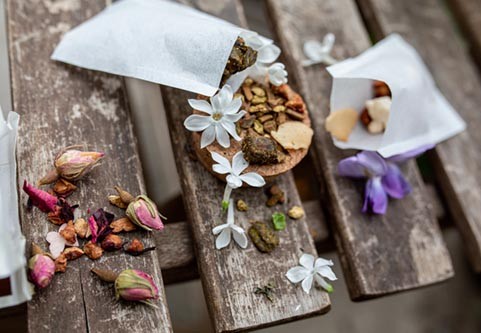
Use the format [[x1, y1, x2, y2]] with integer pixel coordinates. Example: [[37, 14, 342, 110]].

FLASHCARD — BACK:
[[124, 238, 156, 256], [110, 217, 137, 233], [266, 185, 285, 207], [52, 178, 77, 197], [83, 241, 103, 260], [248, 221, 279, 253], [59, 220, 76, 244], [288, 206, 305, 220], [236, 199, 248, 212], [272, 212, 286, 231], [254, 282, 276, 302], [101, 234, 123, 251], [54, 254, 67, 273], [74, 218, 90, 238], [63, 247, 84, 260]]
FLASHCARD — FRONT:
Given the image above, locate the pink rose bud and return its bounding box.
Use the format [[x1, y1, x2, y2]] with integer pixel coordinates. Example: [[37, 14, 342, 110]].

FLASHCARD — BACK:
[[114, 269, 159, 302], [28, 254, 55, 289], [54, 146, 104, 181], [23, 180, 58, 213], [126, 195, 165, 231]]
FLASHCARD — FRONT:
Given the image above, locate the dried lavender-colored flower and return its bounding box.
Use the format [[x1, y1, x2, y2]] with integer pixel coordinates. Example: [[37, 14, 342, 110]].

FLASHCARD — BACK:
[[28, 253, 55, 289], [126, 195, 165, 231], [114, 269, 159, 303], [22, 180, 58, 213]]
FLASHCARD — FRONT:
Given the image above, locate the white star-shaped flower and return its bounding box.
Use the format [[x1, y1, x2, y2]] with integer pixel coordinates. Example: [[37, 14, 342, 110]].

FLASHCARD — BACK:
[[286, 253, 337, 294], [268, 63, 288, 86], [212, 199, 248, 249], [46, 223, 79, 259], [211, 151, 265, 209], [302, 33, 337, 67], [184, 85, 246, 148]]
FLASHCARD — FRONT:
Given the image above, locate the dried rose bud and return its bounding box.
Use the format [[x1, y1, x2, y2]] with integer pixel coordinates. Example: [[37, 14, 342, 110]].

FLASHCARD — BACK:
[[126, 195, 165, 231], [54, 254, 67, 273], [110, 217, 137, 233], [88, 208, 114, 243], [114, 269, 159, 303], [108, 195, 128, 209], [63, 247, 84, 260], [114, 186, 135, 205], [60, 220, 76, 244], [47, 198, 77, 225], [101, 234, 123, 251], [54, 145, 105, 181], [125, 238, 156, 256], [53, 178, 77, 197], [74, 218, 90, 238], [23, 180, 58, 213], [83, 241, 104, 260], [28, 252, 55, 288]]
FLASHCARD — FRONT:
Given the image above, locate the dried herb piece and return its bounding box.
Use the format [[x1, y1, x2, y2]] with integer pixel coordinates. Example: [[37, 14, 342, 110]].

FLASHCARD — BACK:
[[110, 217, 137, 233], [74, 218, 90, 238], [266, 185, 285, 207], [221, 37, 257, 85], [254, 282, 276, 302], [83, 241, 103, 260], [63, 247, 84, 260], [23, 180, 58, 213], [124, 238, 156, 256], [101, 234, 123, 251], [236, 199, 248, 212], [108, 195, 128, 209], [47, 198, 78, 225], [288, 206, 305, 220], [242, 135, 285, 165], [248, 222, 279, 253], [54, 254, 67, 273], [272, 212, 286, 231]]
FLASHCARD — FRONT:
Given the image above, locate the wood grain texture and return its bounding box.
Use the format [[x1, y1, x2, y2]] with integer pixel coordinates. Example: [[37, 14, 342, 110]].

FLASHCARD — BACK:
[[6, 0, 172, 332], [266, 0, 453, 300], [356, 0, 481, 272]]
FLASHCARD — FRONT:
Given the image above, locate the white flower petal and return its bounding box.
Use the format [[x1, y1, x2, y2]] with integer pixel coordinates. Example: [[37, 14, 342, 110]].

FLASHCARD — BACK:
[[240, 31, 264, 49], [213, 164, 232, 175], [184, 114, 213, 132], [301, 275, 313, 294], [215, 227, 231, 249], [200, 125, 216, 148], [232, 151, 249, 175], [299, 253, 315, 270], [226, 174, 242, 188], [188, 99, 214, 114], [316, 265, 337, 281], [223, 98, 242, 115], [303, 40, 324, 61], [46, 231, 61, 243], [221, 119, 242, 142], [212, 223, 228, 235], [211, 152, 232, 169], [286, 266, 310, 283], [223, 110, 247, 123], [49, 238, 66, 259], [215, 125, 230, 148], [232, 227, 248, 249], [315, 257, 334, 268], [58, 224, 67, 232], [218, 85, 234, 108], [257, 44, 281, 64], [321, 33, 335, 54], [239, 173, 265, 187]]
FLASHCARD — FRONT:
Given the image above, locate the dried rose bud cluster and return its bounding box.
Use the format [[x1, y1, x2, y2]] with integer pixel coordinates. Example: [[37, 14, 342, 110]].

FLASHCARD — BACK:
[[22, 145, 164, 306]]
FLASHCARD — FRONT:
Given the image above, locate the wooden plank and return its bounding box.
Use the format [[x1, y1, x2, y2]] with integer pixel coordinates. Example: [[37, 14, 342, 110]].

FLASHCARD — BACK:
[[356, 0, 481, 272], [6, 0, 172, 332], [266, 0, 454, 300], [160, 0, 330, 331]]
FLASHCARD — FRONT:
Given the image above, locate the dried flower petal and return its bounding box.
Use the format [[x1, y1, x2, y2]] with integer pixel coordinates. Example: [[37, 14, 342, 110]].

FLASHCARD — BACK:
[[101, 234, 123, 251], [83, 241, 103, 260], [60, 221, 76, 244], [110, 217, 137, 233], [23, 180, 58, 213], [63, 247, 84, 260], [114, 269, 159, 303], [53, 178, 77, 197], [74, 218, 90, 238], [126, 195, 165, 231], [47, 198, 77, 225], [88, 208, 114, 243], [54, 254, 67, 273], [54, 145, 104, 181]]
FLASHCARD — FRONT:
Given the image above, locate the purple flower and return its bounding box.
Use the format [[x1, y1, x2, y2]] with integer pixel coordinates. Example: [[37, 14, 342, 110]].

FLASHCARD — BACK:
[[338, 145, 434, 214]]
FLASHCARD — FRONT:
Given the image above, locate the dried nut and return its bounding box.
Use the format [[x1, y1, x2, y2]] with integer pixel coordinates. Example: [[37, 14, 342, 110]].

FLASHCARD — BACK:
[[258, 114, 273, 123], [83, 241, 103, 260], [101, 234, 123, 251], [249, 104, 269, 113], [74, 218, 89, 238], [365, 96, 391, 124], [263, 120, 277, 134], [251, 87, 266, 97], [60, 220, 76, 244], [288, 206, 305, 220], [271, 121, 313, 150], [248, 222, 279, 253], [277, 112, 287, 124], [253, 120, 264, 135], [242, 135, 285, 165], [324, 108, 358, 142], [273, 105, 286, 112], [236, 200, 248, 212], [285, 108, 305, 121], [243, 85, 253, 101], [54, 254, 67, 273], [108, 195, 128, 209], [373, 80, 391, 97], [368, 121, 384, 134], [63, 247, 84, 260], [360, 108, 371, 127], [251, 95, 267, 105], [52, 178, 77, 197], [110, 217, 137, 233]]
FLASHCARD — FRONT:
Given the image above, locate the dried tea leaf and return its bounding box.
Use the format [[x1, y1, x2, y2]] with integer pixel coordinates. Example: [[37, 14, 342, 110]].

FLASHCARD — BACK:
[[271, 121, 313, 150], [272, 212, 286, 231], [221, 37, 257, 85], [324, 108, 358, 142]]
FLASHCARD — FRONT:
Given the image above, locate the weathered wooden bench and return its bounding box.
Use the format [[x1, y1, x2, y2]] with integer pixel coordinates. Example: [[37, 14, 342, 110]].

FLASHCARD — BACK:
[[2, 0, 481, 332]]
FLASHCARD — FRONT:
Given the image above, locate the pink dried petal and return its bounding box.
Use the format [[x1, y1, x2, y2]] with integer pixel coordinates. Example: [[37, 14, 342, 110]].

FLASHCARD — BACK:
[[23, 180, 58, 213]]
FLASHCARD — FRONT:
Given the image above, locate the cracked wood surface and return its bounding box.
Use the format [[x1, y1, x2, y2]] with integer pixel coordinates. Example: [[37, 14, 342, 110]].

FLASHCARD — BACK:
[[357, 0, 481, 272], [160, 0, 330, 331], [266, 0, 453, 300], [6, 0, 172, 332]]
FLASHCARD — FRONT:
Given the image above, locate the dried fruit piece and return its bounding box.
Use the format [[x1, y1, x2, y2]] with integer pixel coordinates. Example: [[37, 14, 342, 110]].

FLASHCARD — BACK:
[[74, 218, 90, 238], [63, 247, 84, 260], [110, 217, 137, 233], [242, 135, 285, 165], [83, 241, 103, 260], [53, 178, 77, 197], [236, 200, 248, 212], [273, 105, 286, 113], [60, 221, 76, 244], [101, 234, 123, 251], [54, 254, 67, 273], [271, 121, 313, 150], [288, 206, 305, 220], [373, 80, 391, 97], [248, 222, 279, 253], [325, 108, 358, 142], [108, 195, 128, 209], [251, 95, 267, 105]]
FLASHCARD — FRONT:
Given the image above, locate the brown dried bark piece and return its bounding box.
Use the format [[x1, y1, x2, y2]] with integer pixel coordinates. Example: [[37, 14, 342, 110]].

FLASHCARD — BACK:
[[60, 221, 76, 244], [63, 247, 84, 260], [83, 241, 103, 260], [285, 108, 305, 121], [221, 37, 257, 85], [258, 114, 273, 123], [110, 217, 137, 233]]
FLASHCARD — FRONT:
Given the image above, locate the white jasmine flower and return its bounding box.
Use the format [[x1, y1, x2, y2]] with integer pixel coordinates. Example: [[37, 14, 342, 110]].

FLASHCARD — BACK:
[[302, 33, 337, 67], [286, 253, 337, 294], [184, 85, 246, 148], [211, 151, 265, 209], [268, 63, 288, 86], [46, 223, 79, 259], [212, 199, 248, 249]]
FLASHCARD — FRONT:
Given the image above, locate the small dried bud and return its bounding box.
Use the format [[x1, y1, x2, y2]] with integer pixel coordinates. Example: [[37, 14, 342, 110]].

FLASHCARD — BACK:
[[74, 218, 90, 238], [287, 206, 305, 220], [126, 195, 165, 231], [60, 221, 77, 244], [101, 234, 123, 251], [91, 268, 119, 283], [236, 200, 248, 212], [114, 269, 159, 303], [54, 254, 67, 273], [124, 238, 156, 256], [108, 195, 128, 209], [266, 185, 285, 207], [83, 241, 103, 260], [53, 178, 77, 197], [63, 247, 84, 260], [23, 180, 58, 213], [28, 253, 55, 288], [38, 168, 60, 186], [54, 145, 104, 181], [114, 186, 135, 205], [110, 217, 137, 233]]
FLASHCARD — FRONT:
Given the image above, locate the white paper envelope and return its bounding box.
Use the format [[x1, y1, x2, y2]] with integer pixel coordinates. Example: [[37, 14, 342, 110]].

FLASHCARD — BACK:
[[326, 34, 466, 157], [51, 0, 263, 97]]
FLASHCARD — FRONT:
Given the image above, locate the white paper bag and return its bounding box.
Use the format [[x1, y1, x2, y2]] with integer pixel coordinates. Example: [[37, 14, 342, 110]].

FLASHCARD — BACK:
[[51, 0, 265, 97], [0, 108, 32, 308], [326, 34, 465, 157]]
